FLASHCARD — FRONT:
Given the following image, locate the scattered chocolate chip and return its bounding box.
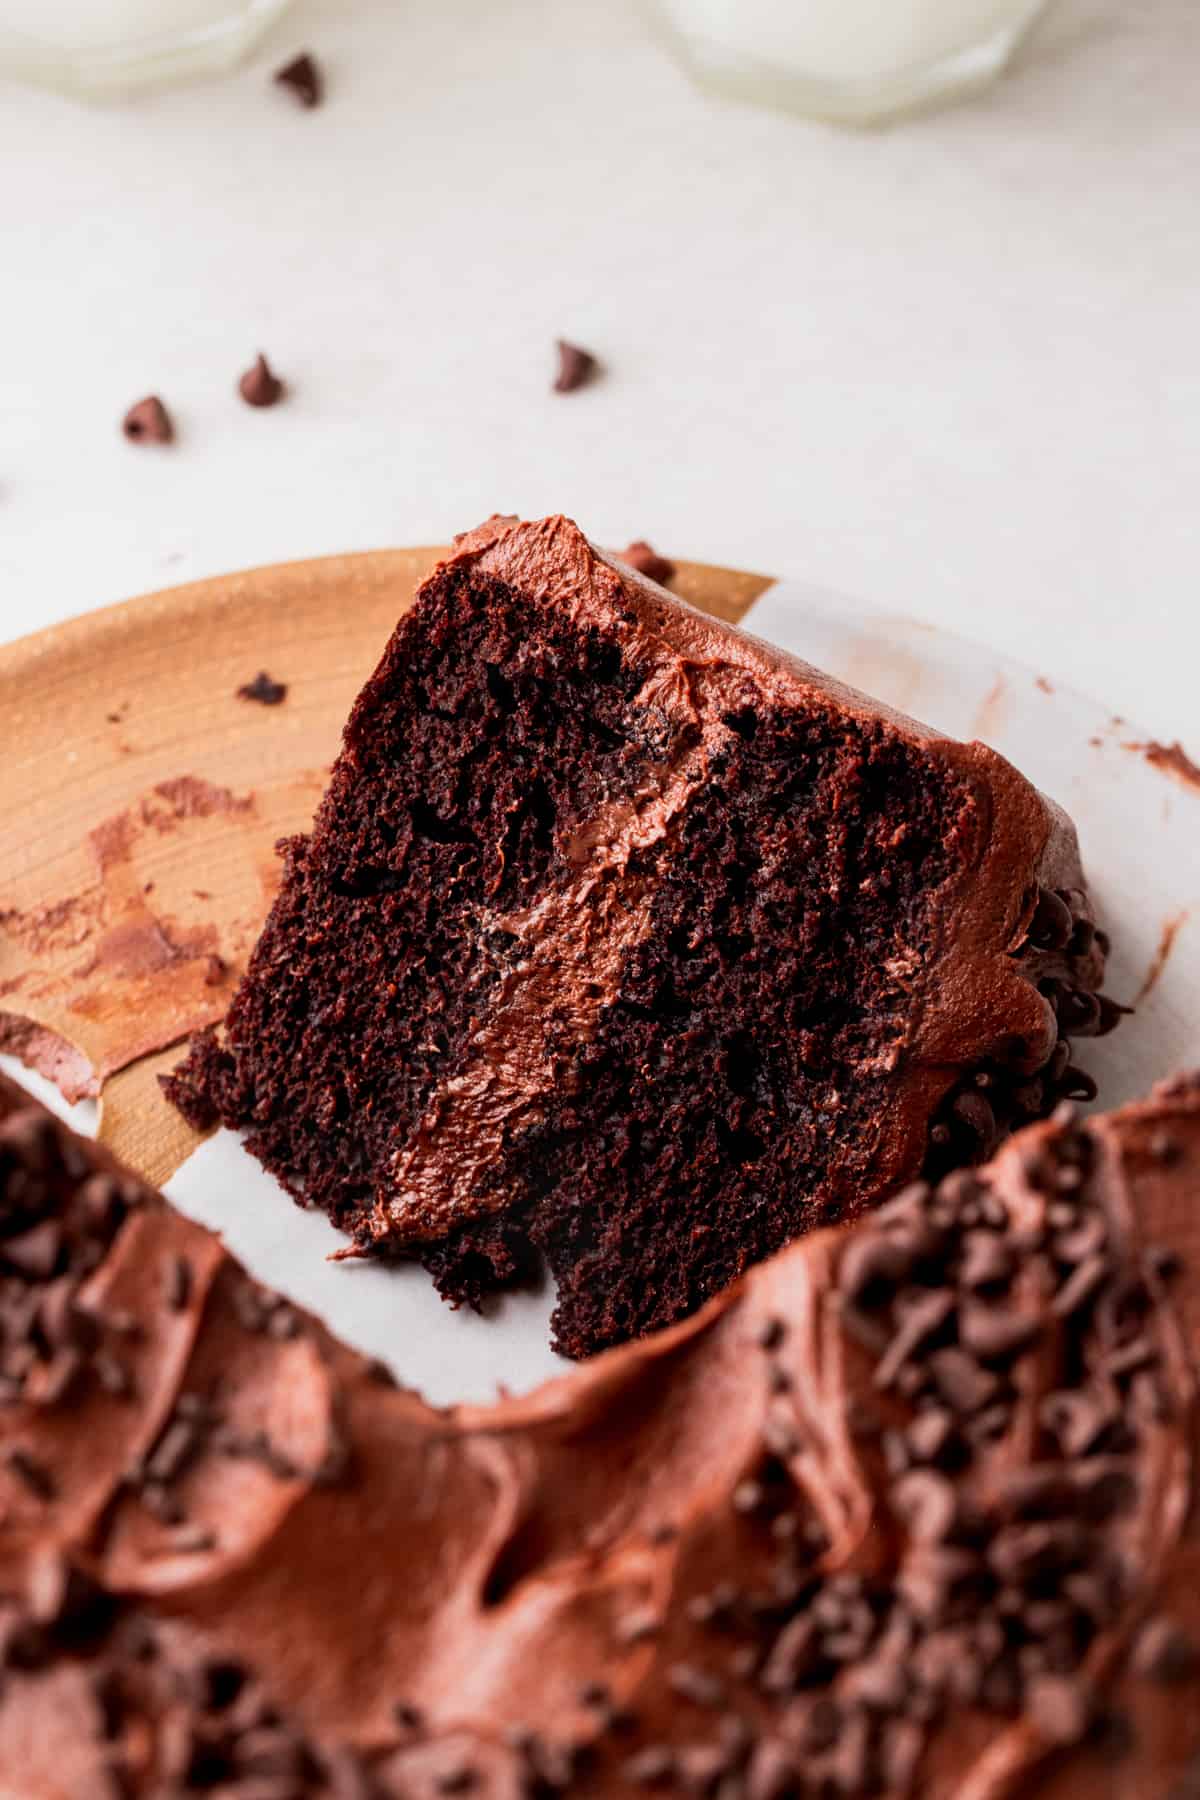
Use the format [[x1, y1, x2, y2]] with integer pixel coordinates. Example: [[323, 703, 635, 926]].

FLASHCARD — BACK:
[[553, 339, 598, 393], [274, 51, 322, 108], [238, 353, 285, 409], [237, 670, 288, 705], [928, 1346, 999, 1416], [2, 1219, 62, 1280], [93, 1352, 133, 1399], [122, 396, 173, 445], [620, 541, 676, 586], [146, 1418, 201, 1486]]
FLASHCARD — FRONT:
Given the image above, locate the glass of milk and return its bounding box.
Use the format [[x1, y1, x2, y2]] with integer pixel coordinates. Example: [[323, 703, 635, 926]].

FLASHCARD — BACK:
[[647, 0, 1051, 124], [0, 0, 292, 96]]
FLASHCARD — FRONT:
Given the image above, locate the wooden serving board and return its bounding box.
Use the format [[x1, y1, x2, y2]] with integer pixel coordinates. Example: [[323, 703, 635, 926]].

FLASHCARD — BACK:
[[0, 549, 771, 1186]]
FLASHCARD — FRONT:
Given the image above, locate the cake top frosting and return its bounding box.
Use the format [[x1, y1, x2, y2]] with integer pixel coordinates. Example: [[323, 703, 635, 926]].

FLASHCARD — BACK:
[[0, 1067, 1197, 1795]]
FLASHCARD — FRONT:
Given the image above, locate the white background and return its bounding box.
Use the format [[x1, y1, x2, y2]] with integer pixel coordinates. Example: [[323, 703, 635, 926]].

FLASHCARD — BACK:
[[2, 0, 1198, 743]]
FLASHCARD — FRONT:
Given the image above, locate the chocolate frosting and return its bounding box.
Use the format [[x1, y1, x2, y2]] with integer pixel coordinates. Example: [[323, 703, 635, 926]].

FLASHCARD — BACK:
[[1, 1067, 1198, 1795]]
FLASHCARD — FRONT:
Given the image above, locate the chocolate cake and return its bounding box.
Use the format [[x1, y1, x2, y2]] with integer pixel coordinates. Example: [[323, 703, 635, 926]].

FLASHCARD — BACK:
[[3, 1069, 1200, 1796], [165, 514, 1118, 1358]]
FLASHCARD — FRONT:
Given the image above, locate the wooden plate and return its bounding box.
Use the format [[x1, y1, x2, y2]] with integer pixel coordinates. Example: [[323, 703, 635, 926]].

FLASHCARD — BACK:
[[0, 549, 771, 1187]]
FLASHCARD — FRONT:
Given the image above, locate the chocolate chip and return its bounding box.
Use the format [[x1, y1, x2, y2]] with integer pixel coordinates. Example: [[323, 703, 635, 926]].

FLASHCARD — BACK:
[[928, 1353, 1007, 1418], [891, 1469, 959, 1544], [615, 1607, 661, 1646], [623, 1746, 675, 1785], [1052, 1253, 1109, 1318], [166, 1255, 193, 1312], [732, 1480, 764, 1515], [668, 1663, 726, 1708], [958, 1231, 1014, 1292], [1026, 1673, 1094, 1745], [620, 542, 676, 586], [1030, 886, 1075, 950], [761, 1413, 799, 1460], [93, 1352, 133, 1399], [122, 396, 173, 444], [2, 1220, 62, 1280], [553, 339, 598, 393], [6, 1445, 55, 1500], [39, 1279, 99, 1354], [1133, 1616, 1196, 1683], [754, 1316, 786, 1350], [759, 1615, 820, 1695], [274, 51, 322, 108], [744, 1737, 798, 1800], [146, 1418, 201, 1485], [237, 670, 288, 705], [874, 1291, 955, 1391], [1148, 1129, 1182, 1166], [238, 354, 285, 409], [838, 1233, 914, 1308], [958, 1300, 1040, 1363]]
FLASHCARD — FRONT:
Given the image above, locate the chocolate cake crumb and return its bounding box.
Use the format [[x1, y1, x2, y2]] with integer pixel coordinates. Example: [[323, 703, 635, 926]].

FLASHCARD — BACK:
[[274, 51, 322, 108], [553, 340, 598, 393], [237, 670, 288, 706], [122, 396, 173, 445]]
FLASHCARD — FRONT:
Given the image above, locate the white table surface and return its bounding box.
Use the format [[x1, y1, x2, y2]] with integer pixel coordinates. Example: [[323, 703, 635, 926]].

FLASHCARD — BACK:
[[2, 0, 1197, 746]]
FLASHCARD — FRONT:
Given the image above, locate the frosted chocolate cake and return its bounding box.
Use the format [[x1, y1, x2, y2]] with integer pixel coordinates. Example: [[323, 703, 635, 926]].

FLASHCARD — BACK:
[[165, 515, 1118, 1357]]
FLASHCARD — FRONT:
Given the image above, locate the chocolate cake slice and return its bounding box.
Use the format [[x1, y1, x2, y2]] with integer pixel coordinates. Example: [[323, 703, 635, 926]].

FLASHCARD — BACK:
[[166, 514, 1118, 1357], [3, 1070, 1200, 1797]]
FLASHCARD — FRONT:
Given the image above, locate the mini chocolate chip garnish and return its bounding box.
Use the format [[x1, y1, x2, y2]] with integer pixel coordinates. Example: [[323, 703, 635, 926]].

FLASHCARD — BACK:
[[93, 1352, 133, 1399], [2, 1219, 62, 1280], [365, 1357, 398, 1387], [553, 339, 598, 393], [620, 541, 677, 586], [623, 1745, 675, 1785], [166, 1254, 193, 1312], [1133, 1615, 1197, 1683], [434, 1764, 477, 1794], [169, 1525, 217, 1555], [1148, 1129, 1182, 1166], [6, 1444, 56, 1500], [1026, 1673, 1095, 1745], [668, 1663, 726, 1708], [615, 1606, 661, 1646], [274, 51, 322, 108], [238, 354, 285, 409], [122, 396, 173, 445], [755, 1315, 786, 1350], [394, 1700, 424, 1731], [732, 1479, 764, 1514], [237, 670, 288, 705]]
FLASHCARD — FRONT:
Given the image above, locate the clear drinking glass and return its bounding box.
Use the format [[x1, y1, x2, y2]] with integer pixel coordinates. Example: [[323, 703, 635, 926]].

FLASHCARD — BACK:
[[0, 0, 293, 98], [646, 0, 1051, 125]]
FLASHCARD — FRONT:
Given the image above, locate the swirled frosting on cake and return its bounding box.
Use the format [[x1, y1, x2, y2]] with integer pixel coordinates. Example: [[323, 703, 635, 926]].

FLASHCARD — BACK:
[[1, 1069, 1199, 1795]]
